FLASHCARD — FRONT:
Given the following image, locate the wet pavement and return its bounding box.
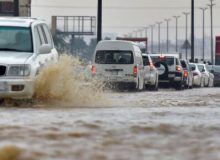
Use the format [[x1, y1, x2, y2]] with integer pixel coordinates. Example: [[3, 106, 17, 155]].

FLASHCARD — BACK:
[[1, 88, 220, 160]]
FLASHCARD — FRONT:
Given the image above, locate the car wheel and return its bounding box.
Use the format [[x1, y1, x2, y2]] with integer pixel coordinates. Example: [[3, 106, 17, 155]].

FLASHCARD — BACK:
[[175, 81, 184, 90]]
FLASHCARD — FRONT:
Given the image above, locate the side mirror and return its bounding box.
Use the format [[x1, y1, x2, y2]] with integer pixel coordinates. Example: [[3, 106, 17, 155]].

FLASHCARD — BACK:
[[39, 44, 52, 54], [210, 69, 214, 74]]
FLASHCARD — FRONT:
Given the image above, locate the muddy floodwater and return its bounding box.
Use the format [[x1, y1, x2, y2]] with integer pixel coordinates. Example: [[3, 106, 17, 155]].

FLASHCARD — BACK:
[[1, 88, 220, 160]]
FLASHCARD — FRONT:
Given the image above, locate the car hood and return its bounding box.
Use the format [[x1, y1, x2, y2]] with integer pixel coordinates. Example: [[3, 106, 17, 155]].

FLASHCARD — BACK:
[[0, 51, 33, 64]]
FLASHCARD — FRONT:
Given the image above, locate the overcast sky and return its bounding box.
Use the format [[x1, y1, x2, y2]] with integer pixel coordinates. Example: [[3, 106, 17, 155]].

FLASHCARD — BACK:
[[32, 0, 220, 42]]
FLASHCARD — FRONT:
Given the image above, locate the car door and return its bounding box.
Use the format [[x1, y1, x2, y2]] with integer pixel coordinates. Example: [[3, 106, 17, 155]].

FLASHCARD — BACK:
[[142, 55, 151, 82]]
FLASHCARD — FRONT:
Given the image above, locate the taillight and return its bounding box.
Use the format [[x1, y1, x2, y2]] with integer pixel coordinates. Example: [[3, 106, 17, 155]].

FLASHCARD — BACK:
[[133, 66, 138, 77], [184, 70, 188, 77], [176, 65, 181, 72], [91, 65, 96, 77]]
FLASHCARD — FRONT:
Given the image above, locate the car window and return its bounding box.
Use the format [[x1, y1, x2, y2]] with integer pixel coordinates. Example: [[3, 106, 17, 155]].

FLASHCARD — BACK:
[[36, 25, 45, 44], [198, 65, 204, 72], [95, 50, 134, 64], [142, 56, 150, 66], [213, 66, 220, 72], [34, 26, 42, 51], [42, 24, 53, 48], [151, 56, 174, 66], [0, 26, 33, 52]]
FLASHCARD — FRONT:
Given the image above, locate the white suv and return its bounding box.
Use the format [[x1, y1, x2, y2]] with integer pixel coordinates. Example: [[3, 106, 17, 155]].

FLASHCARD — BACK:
[[149, 54, 184, 90], [0, 17, 58, 99]]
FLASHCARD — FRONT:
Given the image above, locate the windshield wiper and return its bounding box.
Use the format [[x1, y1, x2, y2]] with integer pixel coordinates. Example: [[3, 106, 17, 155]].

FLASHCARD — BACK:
[[0, 48, 24, 52]]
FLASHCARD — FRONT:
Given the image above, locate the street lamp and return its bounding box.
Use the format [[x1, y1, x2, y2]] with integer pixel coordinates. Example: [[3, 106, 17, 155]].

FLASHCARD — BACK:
[[150, 25, 154, 53], [97, 0, 102, 43], [156, 22, 162, 53], [207, 0, 215, 64], [183, 12, 190, 59], [199, 8, 208, 61], [173, 16, 180, 52], [191, 0, 195, 62], [164, 18, 171, 53]]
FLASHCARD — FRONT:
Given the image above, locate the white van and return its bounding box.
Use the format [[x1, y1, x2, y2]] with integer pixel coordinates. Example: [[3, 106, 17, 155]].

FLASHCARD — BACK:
[[92, 40, 145, 90]]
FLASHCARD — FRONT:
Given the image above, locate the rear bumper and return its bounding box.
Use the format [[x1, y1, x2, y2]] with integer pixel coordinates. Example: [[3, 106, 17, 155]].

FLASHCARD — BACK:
[[158, 72, 182, 83], [0, 78, 35, 99]]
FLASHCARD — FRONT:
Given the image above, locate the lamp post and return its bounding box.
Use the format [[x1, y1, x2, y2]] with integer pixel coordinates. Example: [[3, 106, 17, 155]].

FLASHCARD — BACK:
[[183, 12, 190, 59], [97, 0, 102, 43], [207, 0, 215, 64], [150, 25, 154, 53], [164, 18, 171, 53], [191, 0, 195, 62], [156, 22, 162, 53], [173, 16, 180, 52], [199, 8, 208, 61]]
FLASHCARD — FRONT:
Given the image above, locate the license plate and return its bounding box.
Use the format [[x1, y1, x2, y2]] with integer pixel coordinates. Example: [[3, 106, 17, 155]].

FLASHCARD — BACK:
[[0, 82, 6, 91]]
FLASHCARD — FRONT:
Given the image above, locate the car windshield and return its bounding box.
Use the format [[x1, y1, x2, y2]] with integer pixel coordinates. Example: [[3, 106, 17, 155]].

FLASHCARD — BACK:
[[213, 66, 220, 72], [0, 26, 33, 52], [151, 56, 174, 66], [95, 50, 134, 64], [197, 65, 204, 72]]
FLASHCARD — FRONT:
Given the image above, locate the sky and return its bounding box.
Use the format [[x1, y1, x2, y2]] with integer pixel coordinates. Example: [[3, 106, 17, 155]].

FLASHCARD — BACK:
[[31, 0, 220, 43]]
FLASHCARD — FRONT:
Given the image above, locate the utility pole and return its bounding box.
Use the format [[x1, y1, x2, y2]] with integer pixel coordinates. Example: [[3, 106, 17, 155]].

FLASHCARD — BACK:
[[150, 25, 154, 53], [97, 0, 102, 43], [164, 18, 171, 53], [199, 8, 208, 61], [13, 0, 19, 16], [173, 16, 180, 52], [207, 0, 215, 64], [156, 22, 162, 53], [183, 12, 190, 59], [191, 0, 195, 62]]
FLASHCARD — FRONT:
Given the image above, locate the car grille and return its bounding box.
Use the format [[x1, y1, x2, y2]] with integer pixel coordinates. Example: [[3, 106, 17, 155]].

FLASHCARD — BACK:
[[0, 65, 6, 76]]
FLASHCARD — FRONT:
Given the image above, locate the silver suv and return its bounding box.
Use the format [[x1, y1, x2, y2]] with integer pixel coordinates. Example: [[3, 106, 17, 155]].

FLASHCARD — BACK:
[[149, 54, 184, 90]]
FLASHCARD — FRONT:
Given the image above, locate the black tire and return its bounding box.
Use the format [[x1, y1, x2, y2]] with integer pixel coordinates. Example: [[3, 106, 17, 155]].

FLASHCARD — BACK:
[[175, 81, 184, 90]]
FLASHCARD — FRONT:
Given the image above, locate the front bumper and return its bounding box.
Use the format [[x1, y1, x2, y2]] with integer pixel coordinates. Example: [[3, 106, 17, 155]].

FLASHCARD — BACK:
[[0, 78, 35, 99]]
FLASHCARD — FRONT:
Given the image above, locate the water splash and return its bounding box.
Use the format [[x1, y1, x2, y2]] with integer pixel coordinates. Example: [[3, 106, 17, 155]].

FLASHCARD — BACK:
[[33, 54, 107, 107]]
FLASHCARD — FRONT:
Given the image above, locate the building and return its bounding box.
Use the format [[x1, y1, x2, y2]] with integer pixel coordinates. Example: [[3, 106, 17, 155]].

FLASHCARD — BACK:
[[0, 0, 31, 16]]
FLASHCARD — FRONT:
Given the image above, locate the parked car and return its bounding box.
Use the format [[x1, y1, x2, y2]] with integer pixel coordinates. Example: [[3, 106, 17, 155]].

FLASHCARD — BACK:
[[180, 59, 193, 89], [189, 63, 204, 87], [92, 40, 145, 91], [0, 17, 58, 99], [208, 65, 220, 86], [197, 63, 214, 87], [198, 63, 214, 87], [149, 54, 184, 90], [142, 54, 158, 90]]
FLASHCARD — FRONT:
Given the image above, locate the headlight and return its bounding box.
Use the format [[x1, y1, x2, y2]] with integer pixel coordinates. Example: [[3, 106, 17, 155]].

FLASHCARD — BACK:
[[7, 64, 31, 76]]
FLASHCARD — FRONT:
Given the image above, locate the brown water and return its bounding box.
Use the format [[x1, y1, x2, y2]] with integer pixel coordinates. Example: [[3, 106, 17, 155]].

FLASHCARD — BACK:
[[0, 55, 220, 160]]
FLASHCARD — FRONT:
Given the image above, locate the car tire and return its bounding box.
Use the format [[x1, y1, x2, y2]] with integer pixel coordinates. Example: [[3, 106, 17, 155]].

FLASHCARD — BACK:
[[175, 81, 184, 90]]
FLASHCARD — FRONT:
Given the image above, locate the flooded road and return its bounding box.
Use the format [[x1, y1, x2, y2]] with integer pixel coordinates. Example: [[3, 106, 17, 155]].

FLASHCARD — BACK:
[[1, 88, 220, 160]]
